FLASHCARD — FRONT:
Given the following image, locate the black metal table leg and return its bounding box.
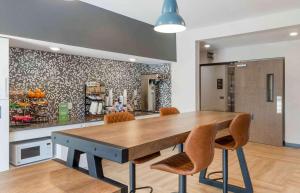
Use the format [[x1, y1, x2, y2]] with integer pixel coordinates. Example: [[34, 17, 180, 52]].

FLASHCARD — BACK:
[[86, 153, 128, 193], [129, 161, 136, 193], [223, 149, 228, 193], [129, 161, 153, 193], [66, 148, 82, 168], [53, 133, 129, 192], [87, 152, 104, 178], [64, 148, 128, 193], [178, 144, 187, 193], [199, 147, 253, 193]]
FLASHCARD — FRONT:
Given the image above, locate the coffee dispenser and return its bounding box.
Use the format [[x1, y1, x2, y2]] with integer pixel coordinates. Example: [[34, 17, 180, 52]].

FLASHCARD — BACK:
[[141, 74, 168, 112]]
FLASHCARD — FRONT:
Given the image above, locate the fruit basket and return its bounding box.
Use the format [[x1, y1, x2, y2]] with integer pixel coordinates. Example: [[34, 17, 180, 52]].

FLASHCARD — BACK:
[[11, 115, 33, 123], [10, 88, 49, 127]]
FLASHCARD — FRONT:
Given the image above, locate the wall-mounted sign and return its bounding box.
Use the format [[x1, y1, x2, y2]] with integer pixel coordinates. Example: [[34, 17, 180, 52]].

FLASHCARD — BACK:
[[237, 63, 247, 68], [217, 79, 223, 89]]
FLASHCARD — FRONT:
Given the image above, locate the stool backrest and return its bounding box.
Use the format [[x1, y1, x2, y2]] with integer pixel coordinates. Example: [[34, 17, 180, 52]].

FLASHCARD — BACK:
[[185, 123, 217, 174], [159, 107, 180, 116], [104, 112, 135, 124], [229, 113, 251, 149]]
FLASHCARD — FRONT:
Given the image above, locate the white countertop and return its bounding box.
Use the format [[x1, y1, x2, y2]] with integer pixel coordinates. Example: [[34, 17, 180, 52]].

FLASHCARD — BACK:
[[10, 113, 159, 142]]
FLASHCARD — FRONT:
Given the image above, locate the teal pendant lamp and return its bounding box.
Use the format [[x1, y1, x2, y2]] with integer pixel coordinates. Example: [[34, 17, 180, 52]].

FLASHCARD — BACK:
[[154, 0, 186, 33]]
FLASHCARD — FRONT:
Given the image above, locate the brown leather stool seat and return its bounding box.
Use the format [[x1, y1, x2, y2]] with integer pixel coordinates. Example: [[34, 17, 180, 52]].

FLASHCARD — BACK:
[[215, 135, 236, 149], [199, 113, 253, 193], [159, 107, 180, 116], [151, 123, 217, 192], [104, 112, 160, 193], [151, 152, 194, 175], [133, 152, 161, 164], [215, 113, 251, 150]]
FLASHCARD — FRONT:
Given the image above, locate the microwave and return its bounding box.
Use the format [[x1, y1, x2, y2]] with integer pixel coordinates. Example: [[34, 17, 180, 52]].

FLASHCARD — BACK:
[[10, 137, 53, 166]]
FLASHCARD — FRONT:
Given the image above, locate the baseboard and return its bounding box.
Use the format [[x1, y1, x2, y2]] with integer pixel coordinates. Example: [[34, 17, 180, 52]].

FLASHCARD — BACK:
[[284, 142, 300, 148]]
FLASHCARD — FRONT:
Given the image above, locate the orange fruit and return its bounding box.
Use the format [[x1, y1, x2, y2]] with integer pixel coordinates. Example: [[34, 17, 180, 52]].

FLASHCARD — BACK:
[[28, 90, 35, 98], [40, 92, 45, 98], [35, 88, 42, 93], [35, 93, 41, 98]]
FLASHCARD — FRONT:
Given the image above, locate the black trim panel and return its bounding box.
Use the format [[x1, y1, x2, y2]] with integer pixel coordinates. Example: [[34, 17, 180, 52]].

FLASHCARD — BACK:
[[52, 132, 128, 163]]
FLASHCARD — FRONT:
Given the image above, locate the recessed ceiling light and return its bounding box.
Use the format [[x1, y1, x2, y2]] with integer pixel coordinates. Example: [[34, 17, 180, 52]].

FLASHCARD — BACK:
[[129, 58, 136, 62], [204, 44, 211, 48], [50, 47, 61, 52], [289, 32, 298, 37]]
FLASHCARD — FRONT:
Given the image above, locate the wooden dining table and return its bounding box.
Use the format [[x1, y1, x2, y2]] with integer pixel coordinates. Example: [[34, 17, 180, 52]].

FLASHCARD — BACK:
[[52, 111, 240, 193]]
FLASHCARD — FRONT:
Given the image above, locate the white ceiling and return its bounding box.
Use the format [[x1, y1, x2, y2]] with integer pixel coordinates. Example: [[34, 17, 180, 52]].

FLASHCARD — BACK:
[[203, 25, 300, 49], [80, 0, 300, 28]]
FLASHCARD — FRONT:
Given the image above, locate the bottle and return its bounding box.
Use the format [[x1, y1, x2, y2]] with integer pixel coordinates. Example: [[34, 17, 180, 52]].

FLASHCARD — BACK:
[[105, 95, 109, 107], [123, 89, 127, 106], [133, 89, 138, 109], [108, 89, 113, 106], [97, 102, 103, 115], [119, 95, 124, 104]]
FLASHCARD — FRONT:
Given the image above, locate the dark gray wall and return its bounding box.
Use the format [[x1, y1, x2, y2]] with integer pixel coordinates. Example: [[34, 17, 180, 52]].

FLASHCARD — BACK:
[[0, 0, 176, 61]]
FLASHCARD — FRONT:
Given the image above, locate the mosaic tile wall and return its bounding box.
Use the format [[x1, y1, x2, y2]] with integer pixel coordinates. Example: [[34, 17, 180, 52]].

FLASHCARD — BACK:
[[9, 48, 171, 120]]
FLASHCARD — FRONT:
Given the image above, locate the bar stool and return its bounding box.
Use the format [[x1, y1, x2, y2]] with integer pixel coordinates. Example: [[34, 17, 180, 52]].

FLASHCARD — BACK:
[[151, 123, 217, 193], [199, 113, 253, 193], [159, 107, 180, 116], [104, 112, 161, 193]]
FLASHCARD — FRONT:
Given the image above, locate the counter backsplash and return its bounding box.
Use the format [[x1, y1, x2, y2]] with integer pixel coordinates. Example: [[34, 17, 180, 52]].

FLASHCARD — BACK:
[[9, 48, 171, 120]]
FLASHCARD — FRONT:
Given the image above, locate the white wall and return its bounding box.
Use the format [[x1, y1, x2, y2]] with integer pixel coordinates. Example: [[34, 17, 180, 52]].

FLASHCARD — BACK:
[[173, 8, 300, 112], [173, 8, 300, 143], [0, 37, 9, 172], [213, 40, 300, 144]]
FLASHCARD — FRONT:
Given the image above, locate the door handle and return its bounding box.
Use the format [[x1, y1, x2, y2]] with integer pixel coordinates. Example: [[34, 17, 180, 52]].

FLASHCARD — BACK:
[[266, 74, 274, 102], [251, 113, 254, 120], [0, 105, 2, 119]]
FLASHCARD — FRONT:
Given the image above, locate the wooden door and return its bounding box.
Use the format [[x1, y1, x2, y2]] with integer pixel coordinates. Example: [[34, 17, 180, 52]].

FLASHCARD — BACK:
[[234, 58, 284, 146]]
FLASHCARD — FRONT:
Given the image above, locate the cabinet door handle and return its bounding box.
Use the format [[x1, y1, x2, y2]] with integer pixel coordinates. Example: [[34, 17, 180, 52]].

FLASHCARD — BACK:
[[0, 105, 2, 119]]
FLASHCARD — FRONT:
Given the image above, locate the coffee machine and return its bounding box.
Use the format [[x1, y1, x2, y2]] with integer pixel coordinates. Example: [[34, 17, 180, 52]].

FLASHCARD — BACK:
[[141, 74, 168, 112]]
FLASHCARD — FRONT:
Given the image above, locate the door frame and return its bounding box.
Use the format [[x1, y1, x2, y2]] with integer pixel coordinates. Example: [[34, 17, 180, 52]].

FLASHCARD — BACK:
[[198, 61, 237, 112], [197, 57, 285, 145]]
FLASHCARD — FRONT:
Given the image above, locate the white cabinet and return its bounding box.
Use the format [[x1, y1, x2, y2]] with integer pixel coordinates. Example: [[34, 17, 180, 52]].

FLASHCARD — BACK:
[[0, 37, 9, 100], [0, 99, 9, 172], [0, 37, 9, 171]]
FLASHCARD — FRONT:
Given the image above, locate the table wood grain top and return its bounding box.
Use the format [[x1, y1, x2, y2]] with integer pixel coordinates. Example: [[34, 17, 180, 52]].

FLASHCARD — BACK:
[[57, 111, 239, 160]]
